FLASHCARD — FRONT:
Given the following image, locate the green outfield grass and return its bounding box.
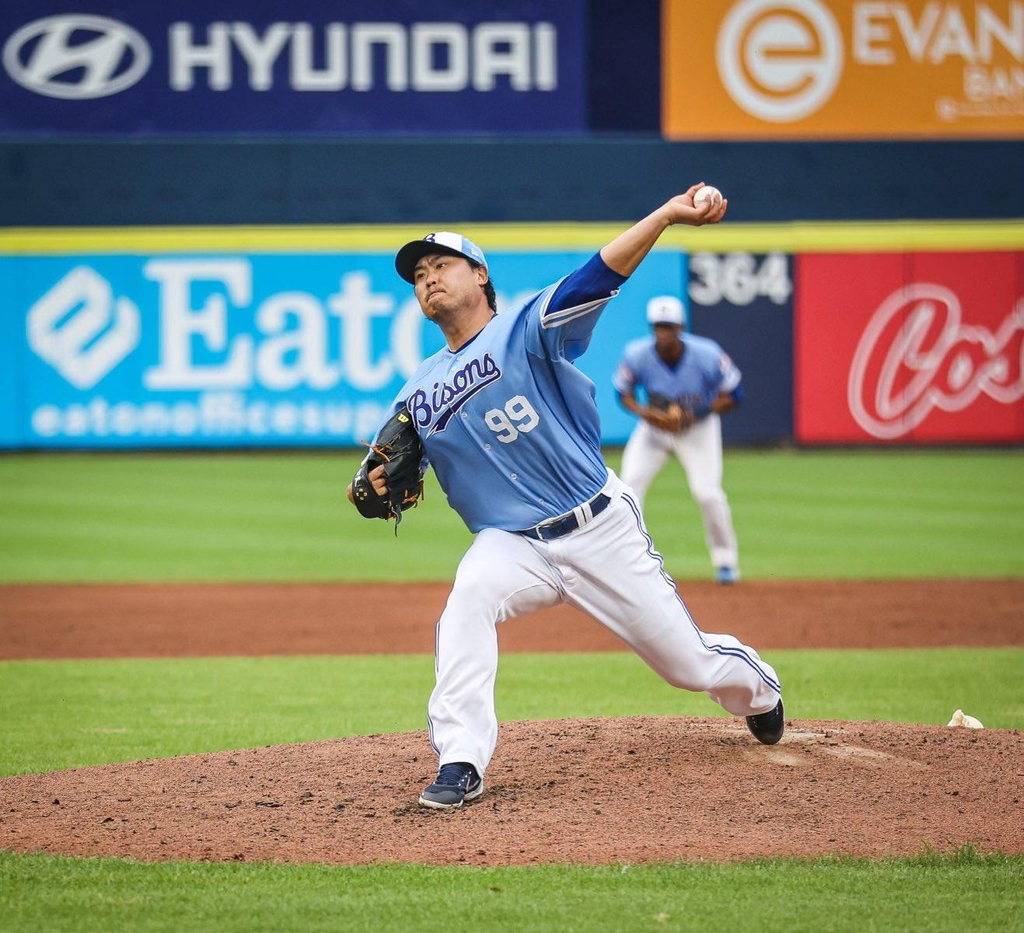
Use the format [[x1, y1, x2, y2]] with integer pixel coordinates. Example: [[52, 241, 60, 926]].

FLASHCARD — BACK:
[[642, 448, 1024, 581], [3, 849, 1022, 933], [2, 447, 1022, 931], [0, 448, 1021, 582]]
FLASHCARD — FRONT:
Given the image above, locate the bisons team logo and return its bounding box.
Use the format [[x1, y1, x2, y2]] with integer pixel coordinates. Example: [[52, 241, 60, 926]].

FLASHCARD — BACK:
[[716, 0, 843, 122], [407, 353, 502, 436], [848, 283, 1024, 439]]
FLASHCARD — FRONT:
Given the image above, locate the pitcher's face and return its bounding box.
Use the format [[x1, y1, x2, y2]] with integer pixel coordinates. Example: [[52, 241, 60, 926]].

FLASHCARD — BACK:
[[413, 253, 488, 322]]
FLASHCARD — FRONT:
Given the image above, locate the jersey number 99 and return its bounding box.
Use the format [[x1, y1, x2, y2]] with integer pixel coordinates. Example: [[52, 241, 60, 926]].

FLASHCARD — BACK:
[[484, 395, 541, 444]]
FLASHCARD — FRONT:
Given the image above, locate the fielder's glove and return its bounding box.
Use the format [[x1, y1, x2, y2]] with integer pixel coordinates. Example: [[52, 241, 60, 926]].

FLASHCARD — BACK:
[[351, 407, 424, 533]]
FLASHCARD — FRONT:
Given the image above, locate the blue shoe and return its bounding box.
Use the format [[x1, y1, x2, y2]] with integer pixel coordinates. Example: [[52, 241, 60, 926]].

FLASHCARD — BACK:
[[418, 762, 483, 810], [746, 699, 785, 745], [715, 566, 739, 585]]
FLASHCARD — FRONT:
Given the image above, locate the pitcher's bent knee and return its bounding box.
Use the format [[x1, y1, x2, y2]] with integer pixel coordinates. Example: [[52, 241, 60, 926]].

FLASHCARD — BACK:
[[692, 489, 726, 510], [663, 671, 718, 693], [446, 572, 501, 617]]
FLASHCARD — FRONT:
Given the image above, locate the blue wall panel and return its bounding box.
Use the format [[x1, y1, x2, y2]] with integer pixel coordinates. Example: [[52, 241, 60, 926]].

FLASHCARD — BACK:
[[686, 252, 795, 445]]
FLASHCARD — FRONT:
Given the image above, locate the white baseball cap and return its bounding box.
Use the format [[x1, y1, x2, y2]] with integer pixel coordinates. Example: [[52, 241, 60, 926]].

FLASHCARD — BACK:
[[395, 232, 488, 283], [646, 295, 687, 328]]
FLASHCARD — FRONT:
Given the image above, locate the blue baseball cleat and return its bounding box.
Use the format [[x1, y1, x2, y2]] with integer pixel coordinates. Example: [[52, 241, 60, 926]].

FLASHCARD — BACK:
[[715, 566, 739, 585], [746, 698, 785, 745], [419, 762, 483, 809]]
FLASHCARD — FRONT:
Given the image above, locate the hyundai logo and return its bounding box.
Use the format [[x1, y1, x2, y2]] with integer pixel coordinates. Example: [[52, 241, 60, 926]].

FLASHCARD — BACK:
[[2, 14, 150, 100]]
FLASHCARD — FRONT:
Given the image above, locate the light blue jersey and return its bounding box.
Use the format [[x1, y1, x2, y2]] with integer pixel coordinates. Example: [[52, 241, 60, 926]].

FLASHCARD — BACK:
[[380, 254, 626, 533], [613, 334, 741, 416]]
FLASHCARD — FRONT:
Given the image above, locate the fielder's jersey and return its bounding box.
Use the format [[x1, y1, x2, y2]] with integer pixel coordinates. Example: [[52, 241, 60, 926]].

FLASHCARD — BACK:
[[613, 334, 741, 413], [379, 253, 626, 533]]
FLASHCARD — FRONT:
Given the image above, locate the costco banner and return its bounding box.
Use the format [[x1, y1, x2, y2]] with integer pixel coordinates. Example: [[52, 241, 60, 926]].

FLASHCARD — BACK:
[[0, 0, 585, 135], [796, 251, 1024, 443], [664, 0, 1024, 139], [0, 250, 682, 450]]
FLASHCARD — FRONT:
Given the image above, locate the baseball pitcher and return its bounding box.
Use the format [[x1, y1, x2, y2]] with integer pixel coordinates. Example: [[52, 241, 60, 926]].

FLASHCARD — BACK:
[[347, 184, 784, 810]]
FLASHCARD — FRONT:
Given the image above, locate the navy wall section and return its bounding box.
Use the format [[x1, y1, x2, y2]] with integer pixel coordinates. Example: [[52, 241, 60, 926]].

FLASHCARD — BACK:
[[2, 138, 1022, 226], [587, 0, 661, 132]]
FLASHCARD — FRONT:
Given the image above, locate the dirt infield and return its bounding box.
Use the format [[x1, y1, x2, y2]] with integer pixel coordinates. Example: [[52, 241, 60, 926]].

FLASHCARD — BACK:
[[1, 579, 1022, 865], [2, 579, 1022, 659]]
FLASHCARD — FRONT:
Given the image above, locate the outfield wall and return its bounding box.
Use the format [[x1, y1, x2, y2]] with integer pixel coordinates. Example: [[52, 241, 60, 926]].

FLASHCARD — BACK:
[[3, 138, 1020, 228], [2, 2, 1022, 226], [2, 223, 1021, 450]]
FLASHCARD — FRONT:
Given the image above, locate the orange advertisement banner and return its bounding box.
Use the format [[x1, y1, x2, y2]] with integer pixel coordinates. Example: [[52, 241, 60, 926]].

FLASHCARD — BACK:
[[663, 0, 1024, 138]]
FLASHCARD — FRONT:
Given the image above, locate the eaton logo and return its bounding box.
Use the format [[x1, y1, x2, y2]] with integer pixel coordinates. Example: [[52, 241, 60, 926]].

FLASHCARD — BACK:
[[2, 14, 151, 100], [27, 267, 141, 389]]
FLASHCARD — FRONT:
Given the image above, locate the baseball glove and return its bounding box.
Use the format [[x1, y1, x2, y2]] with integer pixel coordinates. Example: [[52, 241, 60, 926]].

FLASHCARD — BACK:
[[647, 392, 675, 412], [351, 407, 424, 533]]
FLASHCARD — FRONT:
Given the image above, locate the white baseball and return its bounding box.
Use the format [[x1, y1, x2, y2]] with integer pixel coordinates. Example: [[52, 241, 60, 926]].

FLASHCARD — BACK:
[[693, 185, 723, 209]]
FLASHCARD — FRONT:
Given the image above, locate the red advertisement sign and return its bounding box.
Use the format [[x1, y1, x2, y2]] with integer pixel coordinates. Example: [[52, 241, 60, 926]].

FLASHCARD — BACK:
[[796, 251, 1024, 443]]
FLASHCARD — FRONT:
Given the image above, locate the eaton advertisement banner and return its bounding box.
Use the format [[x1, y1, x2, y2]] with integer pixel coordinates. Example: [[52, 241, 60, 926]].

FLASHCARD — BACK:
[[0, 249, 683, 450], [796, 251, 1024, 443], [0, 0, 585, 135], [664, 0, 1024, 139]]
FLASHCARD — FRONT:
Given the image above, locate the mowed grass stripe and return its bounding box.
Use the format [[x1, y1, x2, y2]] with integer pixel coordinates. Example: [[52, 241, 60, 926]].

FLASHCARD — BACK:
[[1, 849, 1022, 933], [1, 450, 1021, 582]]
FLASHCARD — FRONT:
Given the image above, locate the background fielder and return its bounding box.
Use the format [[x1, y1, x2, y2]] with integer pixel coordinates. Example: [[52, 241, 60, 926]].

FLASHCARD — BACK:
[[348, 185, 784, 811], [615, 295, 742, 583]]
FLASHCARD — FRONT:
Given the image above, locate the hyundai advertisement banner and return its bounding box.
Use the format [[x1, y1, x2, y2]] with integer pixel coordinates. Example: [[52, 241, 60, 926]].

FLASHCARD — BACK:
[[0, 250, 684, 450], [796, 251, 1024, 443], [0, 0, 585, 135]]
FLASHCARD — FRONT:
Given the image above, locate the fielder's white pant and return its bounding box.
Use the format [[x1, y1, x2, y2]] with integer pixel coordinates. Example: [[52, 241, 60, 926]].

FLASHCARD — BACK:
[[619, 414, 739, 572], [426, 471, 780, 778]]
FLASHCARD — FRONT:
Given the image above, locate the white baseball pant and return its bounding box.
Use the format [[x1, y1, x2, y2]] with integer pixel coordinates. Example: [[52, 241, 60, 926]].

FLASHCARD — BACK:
[[426, 471, 780, 778], [619, 413, 739, 571]]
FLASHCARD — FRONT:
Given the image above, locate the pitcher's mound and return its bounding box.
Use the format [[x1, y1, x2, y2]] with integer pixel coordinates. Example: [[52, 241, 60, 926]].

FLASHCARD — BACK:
[[2, 717, 1021, 865]]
